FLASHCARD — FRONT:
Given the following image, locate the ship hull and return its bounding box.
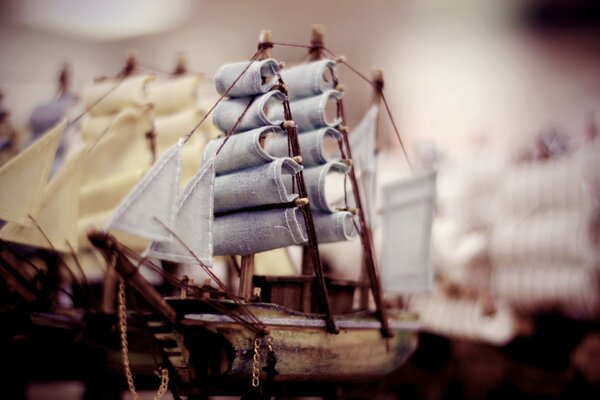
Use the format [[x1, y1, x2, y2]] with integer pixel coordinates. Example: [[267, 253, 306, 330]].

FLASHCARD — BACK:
[[154, 299, 418, 394]]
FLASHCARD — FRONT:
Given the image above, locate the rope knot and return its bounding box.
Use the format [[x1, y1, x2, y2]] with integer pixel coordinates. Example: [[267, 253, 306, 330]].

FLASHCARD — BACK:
[[257, 41, 274, 52]]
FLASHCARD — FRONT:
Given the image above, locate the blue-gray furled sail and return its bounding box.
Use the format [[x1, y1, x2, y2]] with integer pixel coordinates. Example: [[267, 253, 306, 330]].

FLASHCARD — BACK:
[[207, 58, 357, 256]]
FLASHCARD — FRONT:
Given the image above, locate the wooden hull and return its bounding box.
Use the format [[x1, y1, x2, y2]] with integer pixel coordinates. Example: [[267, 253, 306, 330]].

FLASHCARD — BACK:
[[155, 299, 418, 393]]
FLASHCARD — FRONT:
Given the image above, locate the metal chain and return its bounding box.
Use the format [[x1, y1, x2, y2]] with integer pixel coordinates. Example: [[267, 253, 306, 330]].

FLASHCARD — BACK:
[[154, 367, 170, 400], [251, 335, 275, 388], [118, 277, 139, 400], [251, 337, 261, 387], [118, 277, 170, 400]]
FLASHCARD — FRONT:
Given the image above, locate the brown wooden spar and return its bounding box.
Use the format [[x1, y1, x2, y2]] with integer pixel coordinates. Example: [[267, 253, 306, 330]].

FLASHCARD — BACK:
[[88, 230, 177, 325], [267, 28, 339, 334], [335, 67, 392, 337]]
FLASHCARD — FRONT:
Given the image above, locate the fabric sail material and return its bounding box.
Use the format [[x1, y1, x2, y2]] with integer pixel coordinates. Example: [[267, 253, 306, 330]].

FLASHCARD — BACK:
[[207, 58, 356, 257], [106, 140, 182, 242], [0, 119, 65, 226], [146, 159, 216, 265], [0, 148, 85, 252], [381, 171, 437, 294], [349, 104, 379, 227]]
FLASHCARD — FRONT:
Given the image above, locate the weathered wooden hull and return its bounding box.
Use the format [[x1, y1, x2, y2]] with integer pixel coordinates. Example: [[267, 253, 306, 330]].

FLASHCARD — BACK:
[[156, 299, 418, 392]]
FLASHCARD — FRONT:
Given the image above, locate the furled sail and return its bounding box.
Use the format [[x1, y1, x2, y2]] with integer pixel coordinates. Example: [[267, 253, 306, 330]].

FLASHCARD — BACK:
[[0, 148, 85, 252], [0, 119, 65, 225], [107, 140, 182, 242], [381, 171, 437, 294], [146, 159, 216, 265], [207, 58, 356, 256], [214, 59, 281, 98], [280, 59, 337, 100], [265, 127, 342, 167]]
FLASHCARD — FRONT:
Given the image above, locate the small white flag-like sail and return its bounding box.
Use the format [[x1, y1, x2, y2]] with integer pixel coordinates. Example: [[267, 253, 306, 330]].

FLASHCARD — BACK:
[[146, 159, 216, 266], [381, 170, 437, 294], [0, 148, 85, 252], [0, 119, 65, 226], [106, 140, 182, 242], [348, 104, 379, 227]]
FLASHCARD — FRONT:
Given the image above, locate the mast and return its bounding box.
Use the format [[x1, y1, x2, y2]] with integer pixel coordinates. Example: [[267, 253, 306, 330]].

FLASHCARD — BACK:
[[359, 70, 384, 310], [257, 29, 339, 333], [337, 67, 392, 337], [236, 30, 274, 300]]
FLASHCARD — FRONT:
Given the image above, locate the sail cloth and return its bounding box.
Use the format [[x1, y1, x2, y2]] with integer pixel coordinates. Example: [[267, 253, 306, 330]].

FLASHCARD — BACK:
[[295, 161, 349, 212], [265, 127, 342, 167], [213, 91, 285, 134], [349, 104, 379, 227], [106, 140, 182, 242], [82, 75, 154, 117], [268, 90, 342, 132], [203, 126, 287, 175], [215, 59, 281, 98], [146, 159, 216, 265], [213, 158, 302, 213], [381, 171, 437, 294], [213, 207, 307, 255], [281, 59, 337, 100], [312, 211, 357, 243], [148, 75, 202, 115], [0, 149, 85, 252], [0, 119, 65, 226]]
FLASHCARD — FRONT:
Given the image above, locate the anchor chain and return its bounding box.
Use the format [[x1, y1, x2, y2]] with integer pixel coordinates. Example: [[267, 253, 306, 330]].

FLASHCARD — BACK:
[[250, 334, 277, 388], [118, 277, 170, 400]]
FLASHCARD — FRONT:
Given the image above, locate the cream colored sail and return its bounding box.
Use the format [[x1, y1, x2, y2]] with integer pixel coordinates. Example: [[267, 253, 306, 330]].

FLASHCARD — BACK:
[[0, 119, 65, 226], [0, 148, 85, 252]]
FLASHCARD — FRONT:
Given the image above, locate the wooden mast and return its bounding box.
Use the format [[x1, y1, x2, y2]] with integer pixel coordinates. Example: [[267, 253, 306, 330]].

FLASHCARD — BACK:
[[237, 30, 273, 300], [358, 70, 384, 310]]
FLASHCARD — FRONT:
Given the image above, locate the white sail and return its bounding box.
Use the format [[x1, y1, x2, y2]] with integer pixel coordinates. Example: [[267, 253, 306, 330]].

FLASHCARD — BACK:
[[349, 104, 379, 227], [381, 171, 436, 294], [146, 159, 216, 265], [106, 140, 182, 242], [0, 119, 65, 226], [0, 148, 85, 252]]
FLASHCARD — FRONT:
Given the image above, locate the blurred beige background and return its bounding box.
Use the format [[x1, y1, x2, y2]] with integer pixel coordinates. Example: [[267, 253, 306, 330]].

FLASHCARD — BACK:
[[1, 0, 600, 158]]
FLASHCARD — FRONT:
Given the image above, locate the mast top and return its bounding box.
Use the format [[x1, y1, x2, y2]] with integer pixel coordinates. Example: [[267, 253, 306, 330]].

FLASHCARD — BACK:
[[120, 50, 139, 78], [372, 69, 384, 105], [172, 52, 188, 76], [310, 24, 325, 61], [258, 29, 273, 58]]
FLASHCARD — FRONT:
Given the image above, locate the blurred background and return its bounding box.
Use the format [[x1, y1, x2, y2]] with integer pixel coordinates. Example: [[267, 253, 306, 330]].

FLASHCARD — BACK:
[[1, 0, 600, 399]]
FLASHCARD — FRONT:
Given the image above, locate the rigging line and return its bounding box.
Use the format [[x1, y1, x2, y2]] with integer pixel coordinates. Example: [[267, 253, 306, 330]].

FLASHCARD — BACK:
[[1, 240, 42, 273], [68, 78, 125, 127], [151, 217, 266, 332], [66, 240, 100, 310], [321, 46, 414, 172], [119, 246, 186, 290], [270, 41, 313, 49], [183, 49, 264, 144], [138, 62, 208, 81], [380, 92, 413, 171], [27, 215, 90, 300], [215, 94, 258, 155]]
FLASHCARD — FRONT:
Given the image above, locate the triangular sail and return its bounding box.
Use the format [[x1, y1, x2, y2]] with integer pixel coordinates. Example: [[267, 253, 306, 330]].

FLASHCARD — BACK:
[[0, 119, 65, 225], [381, 171, 437, 294], [0, 148, 85, 252], [349, 104, 379, 226], [146, 159, 216, 265], [106, 140, 182, 242]]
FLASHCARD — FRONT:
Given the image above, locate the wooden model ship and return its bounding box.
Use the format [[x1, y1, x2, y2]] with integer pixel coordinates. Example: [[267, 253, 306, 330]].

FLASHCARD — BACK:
[[0, 27, 437, 398]]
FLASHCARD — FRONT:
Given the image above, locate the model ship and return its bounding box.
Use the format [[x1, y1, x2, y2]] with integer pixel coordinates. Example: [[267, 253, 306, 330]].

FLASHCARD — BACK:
[[0, 28, 437, 398]]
